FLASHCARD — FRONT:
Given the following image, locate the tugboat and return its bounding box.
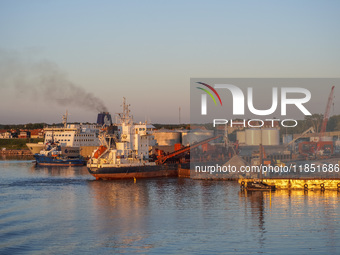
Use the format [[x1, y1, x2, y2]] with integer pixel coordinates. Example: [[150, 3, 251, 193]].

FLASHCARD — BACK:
[[240, 180, 276, 191], [246, 181, 276, 191], [87, 98, 178, 180], [34, 142, 86, 166]]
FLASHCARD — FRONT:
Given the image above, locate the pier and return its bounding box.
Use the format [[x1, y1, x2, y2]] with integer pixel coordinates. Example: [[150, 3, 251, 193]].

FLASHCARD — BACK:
[[239, 178, 340, 191]]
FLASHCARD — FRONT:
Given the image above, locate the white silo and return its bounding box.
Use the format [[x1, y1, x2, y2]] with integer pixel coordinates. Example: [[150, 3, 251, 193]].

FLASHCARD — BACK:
[[181, 129, 214, 146], [245, 129, 262, 146], [154, 130, 181, 146], [261, 128, 280, 146], [236, 131, 246, 144]]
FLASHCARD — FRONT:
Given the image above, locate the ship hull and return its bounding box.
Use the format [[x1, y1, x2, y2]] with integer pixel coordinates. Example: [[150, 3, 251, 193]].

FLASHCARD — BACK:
[[87, 164, 179, 180], [34, 154, 86, 166], [26, 143, 45, 154]]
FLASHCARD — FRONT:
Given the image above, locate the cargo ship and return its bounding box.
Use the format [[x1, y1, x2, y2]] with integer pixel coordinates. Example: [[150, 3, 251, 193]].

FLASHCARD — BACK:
[[87, 98, 181, 180], [87, 98, 224, 180]]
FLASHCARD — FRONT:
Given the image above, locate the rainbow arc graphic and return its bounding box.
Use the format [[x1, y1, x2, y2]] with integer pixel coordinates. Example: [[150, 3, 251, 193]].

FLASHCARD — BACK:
[[196, 82, 222, 115]]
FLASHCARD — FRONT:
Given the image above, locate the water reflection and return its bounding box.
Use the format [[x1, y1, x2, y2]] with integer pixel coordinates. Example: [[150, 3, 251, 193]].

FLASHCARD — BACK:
[[30, 165, 90, 177], [88, 179, 153, 253], [239, 190, 266, 248], [2, 158, 339, 254], [88, 179, 227, 253], [0, 155, 34, 161], [239, 189, 340, 254], [86, 179, 340, 253]]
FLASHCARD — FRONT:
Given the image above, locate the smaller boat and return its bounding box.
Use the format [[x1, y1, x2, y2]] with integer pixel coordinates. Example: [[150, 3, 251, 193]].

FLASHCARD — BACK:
[[34, 143, 86, 166], [241, 181, 276, 191]]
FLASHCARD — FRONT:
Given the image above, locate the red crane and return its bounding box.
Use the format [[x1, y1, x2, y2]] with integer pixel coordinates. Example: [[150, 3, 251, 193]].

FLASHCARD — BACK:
[[319, 86, 335, 137], [314, 86, 335, 156]]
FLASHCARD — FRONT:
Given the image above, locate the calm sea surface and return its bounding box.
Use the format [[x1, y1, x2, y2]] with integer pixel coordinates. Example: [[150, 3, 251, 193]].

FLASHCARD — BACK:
[[1, 158, 340, 254]]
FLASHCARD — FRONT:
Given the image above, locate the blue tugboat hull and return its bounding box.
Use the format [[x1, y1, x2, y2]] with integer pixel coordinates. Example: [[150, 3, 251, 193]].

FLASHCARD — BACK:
[[34, 154, 86, 166]]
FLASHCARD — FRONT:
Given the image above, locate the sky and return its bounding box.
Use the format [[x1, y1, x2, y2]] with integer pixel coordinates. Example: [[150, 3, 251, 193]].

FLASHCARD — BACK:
[[0, 0, 340, 124]]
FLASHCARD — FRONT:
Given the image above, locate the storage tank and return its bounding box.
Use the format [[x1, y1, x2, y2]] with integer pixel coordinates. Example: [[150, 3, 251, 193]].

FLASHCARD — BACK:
[[236, 131, 246, 144], [245, 129, 262, 146], [181, 131, 190, 146], [182, 130, 214, 146], [261, 128, 280, 146], [154, 130, 181, 146]]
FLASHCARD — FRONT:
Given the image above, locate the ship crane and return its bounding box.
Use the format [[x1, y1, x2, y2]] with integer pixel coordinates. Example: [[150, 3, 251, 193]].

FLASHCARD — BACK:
[[156, 135, 222, 164]]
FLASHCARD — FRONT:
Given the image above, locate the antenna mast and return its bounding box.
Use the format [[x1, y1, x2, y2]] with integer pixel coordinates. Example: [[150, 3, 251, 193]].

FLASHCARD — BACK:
[[179, 107, 181, 124], [118, 97, 132, 124], [62, 110, 68, 128]]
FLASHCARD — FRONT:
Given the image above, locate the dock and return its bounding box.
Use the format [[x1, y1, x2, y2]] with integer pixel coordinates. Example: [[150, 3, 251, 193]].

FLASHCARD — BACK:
[[239, 178, 340, 191]]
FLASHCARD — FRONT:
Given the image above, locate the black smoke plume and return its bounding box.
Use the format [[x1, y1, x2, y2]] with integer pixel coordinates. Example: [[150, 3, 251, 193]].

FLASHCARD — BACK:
[[0, 49, 107, 112]]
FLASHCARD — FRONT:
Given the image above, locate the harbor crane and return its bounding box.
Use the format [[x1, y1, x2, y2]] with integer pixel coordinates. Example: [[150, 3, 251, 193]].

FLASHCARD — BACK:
[[298, 86, 335, 158], [319, 86, 335, 139]]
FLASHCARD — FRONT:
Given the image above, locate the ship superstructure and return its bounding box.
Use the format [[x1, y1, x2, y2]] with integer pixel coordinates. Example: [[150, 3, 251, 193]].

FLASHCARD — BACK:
[[44, 111, 100, 148], [27, 111, 110, 157]]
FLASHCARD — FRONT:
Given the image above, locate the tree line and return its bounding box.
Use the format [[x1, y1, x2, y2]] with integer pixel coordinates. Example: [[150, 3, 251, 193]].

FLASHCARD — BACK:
[[281, 114, 340, 135], [0, 123, 46, 130], [2, 114, 340, 134]]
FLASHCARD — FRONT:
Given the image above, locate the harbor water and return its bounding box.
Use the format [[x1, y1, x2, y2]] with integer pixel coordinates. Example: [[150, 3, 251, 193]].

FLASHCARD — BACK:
[[1, 158, 340, 254]]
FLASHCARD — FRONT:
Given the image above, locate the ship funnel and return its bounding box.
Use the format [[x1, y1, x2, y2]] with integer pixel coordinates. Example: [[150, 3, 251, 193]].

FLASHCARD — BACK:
[[97, 112, 112, 126]]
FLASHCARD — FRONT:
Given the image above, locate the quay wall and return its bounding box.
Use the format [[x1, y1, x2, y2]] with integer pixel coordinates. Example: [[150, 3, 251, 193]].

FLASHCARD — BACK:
[[239, 178, 340, 190]]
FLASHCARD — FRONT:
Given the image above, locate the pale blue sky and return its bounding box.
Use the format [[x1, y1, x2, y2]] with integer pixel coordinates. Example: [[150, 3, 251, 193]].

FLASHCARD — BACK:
[[1, 0, 340, 124]]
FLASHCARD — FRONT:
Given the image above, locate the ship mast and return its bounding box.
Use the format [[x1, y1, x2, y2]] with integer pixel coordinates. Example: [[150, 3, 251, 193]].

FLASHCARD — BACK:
[[118, 97, 132, 124], [62, 110, 68, 128]]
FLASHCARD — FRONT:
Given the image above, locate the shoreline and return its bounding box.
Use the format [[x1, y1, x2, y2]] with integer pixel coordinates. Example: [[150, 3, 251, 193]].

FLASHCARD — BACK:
[[1, 149, 32, 155]]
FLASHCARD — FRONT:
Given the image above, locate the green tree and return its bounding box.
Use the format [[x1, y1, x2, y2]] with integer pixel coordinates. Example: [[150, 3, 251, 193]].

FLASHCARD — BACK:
[[305, 114, 323, 133], [327, 115, 340, 132]]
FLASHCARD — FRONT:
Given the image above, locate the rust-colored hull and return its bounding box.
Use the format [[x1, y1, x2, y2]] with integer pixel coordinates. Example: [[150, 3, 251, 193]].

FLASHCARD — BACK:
[[178, 168, 190, 178], [87, 164, 179, 180]]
